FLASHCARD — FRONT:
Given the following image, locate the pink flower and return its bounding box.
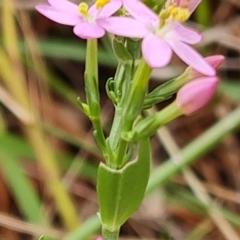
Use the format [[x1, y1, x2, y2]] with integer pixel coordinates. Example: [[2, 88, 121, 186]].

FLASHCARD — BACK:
[[176, 77, 218, 115], [35, 0, 122, 39], [105, 0, 215, 76]]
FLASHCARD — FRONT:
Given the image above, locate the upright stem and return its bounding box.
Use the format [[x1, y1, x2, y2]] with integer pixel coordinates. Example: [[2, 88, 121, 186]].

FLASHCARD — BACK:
[[115, 59, 151, 167], [85, 39, 106, 154], [108, 106, 123, 151], [102, 227, 120, 240], [121, 59, 151, 131]]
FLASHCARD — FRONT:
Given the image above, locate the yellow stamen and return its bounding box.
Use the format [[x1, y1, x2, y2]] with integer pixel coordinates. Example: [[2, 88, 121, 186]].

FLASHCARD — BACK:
[[167, 5, 190, 22], [158, 10, 169, 29], [78, 2, 89, 17], [160, 10, 169, 20], [95, 0, 110, 9]]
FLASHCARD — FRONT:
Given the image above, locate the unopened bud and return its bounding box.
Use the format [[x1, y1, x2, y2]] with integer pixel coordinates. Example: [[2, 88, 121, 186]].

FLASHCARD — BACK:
[[176, 77, 218, 115]]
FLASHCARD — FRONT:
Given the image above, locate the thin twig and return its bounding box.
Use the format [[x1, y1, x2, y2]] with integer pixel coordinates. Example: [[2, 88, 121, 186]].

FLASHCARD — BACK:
[[0, 212, 65, 238]]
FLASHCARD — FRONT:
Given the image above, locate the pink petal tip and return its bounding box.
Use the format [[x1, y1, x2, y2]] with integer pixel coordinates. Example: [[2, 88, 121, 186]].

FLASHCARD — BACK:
[[205, 55, 225, 69]]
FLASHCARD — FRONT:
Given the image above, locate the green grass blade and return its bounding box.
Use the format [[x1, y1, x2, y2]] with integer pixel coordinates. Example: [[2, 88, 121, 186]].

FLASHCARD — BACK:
[[0, 142, 43, 224]]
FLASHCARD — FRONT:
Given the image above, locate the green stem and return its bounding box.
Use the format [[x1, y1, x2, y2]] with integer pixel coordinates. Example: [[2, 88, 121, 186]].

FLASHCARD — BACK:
[[62, 216, 101, 240], [102, 227, 120, 240], [85, 39, 106, 153], [107, 61, 133, 165], [92, 116, 107, 154], [114, 63, 125, 101], [108, 106, 123, 151], [121, 59, 151, 131], [115, 138, 128, 168], [115, 59, 151, 167]]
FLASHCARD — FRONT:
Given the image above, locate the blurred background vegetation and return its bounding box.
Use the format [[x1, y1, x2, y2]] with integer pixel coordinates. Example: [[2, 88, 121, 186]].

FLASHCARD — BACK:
[[1, 0, 240, 239]]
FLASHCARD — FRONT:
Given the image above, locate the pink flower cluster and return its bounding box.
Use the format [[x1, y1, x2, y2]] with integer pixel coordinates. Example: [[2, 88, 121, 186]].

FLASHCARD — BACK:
[[35, 0, 215, 75]]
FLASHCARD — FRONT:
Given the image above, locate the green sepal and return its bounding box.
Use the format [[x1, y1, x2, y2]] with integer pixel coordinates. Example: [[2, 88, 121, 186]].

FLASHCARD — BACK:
[[121, 59, 151, 131], [126, 39, 141, 61], [143, 95, 172, 109], [77, 97, 90, 116], [38, 236, 44, 240], [106, 78, 118, 105], [143, 78, 177, 109], [143, 68, 195, 109], [112, 37, 132, 64], [97, 138, 150, 232], [84, 72, 100, 117]]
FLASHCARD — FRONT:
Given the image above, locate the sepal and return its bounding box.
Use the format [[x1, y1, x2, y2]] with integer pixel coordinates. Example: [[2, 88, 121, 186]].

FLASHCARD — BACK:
[[106, 78, 118, 105], [143, 67, 192, 109], [143, 78, 178, 109], [77, 97, 90, 116], [112, 37, 132, 63], [126, 38, 141, 61]]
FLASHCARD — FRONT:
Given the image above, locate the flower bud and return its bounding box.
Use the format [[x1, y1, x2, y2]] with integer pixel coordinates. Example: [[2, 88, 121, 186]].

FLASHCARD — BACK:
[[176, 77, 218, 115], [190, 55, 224, 78]]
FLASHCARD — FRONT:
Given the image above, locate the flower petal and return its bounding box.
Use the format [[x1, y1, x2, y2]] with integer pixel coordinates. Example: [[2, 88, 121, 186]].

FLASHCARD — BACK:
[[123, 0, 159, 25], [167, 22, 201, 44], [189, 0, 201, 14], [73, 22, 105, 39], [142, 33, 172, 68], [47, 0, 78, 14], [89, 0, 122, 19], [35, 5, 81, 25], [204, 55, 225, 69], [167, 40, 216, 76], [176, 77, 218, 115], [98, 17, 148, 38]]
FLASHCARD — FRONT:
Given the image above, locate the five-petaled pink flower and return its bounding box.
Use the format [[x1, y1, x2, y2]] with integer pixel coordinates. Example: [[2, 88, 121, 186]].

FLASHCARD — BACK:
[[35, 0, 123, 39], [102, 0, 215, 76]]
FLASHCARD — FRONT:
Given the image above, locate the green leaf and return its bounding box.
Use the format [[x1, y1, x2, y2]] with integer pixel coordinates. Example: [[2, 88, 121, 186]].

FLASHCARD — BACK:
[[0, 144, 43, 224], [97, 138, 150, 232], [0, 133, 34, 158], [38, 236, 44, 240]]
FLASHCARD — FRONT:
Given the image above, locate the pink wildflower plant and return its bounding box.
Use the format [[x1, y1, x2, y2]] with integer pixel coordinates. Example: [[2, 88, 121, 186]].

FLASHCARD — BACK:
[[35, 0, 124, 39], [102, 0, 215, 76]]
